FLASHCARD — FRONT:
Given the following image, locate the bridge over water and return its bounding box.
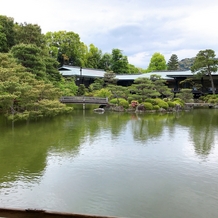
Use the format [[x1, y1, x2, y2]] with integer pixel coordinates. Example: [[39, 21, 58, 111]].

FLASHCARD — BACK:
[[60, 96, 108, 105]]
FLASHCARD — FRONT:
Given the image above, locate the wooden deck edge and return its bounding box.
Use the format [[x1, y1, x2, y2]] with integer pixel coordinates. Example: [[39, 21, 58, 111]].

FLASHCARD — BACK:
[[0, 208, 120, 218]]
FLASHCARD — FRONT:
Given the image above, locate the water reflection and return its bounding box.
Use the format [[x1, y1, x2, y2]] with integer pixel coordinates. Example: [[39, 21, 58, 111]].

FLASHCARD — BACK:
[[0, 110, 218, 217], [176, 110, 218, 157], [1, 109, 218, 184]]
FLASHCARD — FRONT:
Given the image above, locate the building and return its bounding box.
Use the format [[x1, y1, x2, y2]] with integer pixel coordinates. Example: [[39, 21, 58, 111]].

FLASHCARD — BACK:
[[59, 65, 218, 96]]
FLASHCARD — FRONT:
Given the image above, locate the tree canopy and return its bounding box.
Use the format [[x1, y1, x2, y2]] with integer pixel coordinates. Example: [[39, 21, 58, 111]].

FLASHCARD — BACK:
[[147, 52, 167, 72], [14, 22, 44, 48], [111, 49, 129, 74], [0, 15, 15, 52], [0, 53, 72, 121], [167, 54, 179, 70], [191, 49, 218, 94], [45, 31, 87, 67]]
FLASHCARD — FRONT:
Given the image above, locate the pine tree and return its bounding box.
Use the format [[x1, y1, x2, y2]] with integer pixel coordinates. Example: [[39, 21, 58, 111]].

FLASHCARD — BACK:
[[167, 54, 179, 70]]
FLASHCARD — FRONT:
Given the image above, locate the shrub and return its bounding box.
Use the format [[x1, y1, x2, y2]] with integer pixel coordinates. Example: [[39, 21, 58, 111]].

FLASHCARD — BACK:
[[204, 95, 218, 104], [131, 100, 139, 108], [119, 99, 129, 108], [110, 98, 129, 108], [173, 98, 185, 107], [167, 101, 176, 108], [142, 102, 153, 110], [208, 98, 218, 104], [155, 98, 169, 109], [110, 98, 118, 104], [176, 88, 193, 102], [94, 88, 112, 98], [145, 98, 157, 105], [153, 105, 160, 110]]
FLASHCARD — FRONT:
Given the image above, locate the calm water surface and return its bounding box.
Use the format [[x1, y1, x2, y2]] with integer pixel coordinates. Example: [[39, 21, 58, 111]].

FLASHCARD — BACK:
[[0, 109, 218, 218]]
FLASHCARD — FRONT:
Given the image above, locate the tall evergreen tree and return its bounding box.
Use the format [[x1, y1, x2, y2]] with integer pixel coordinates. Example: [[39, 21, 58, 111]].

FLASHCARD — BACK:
[[167, 54, 179, 70]]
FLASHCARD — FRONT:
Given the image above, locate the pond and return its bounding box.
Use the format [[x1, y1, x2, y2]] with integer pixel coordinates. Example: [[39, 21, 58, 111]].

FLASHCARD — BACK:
[[0, 109, 218, 218]]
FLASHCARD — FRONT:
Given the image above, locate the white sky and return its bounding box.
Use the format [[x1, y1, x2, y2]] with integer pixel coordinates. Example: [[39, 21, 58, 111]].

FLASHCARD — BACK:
[[1, 0, 218, 68]]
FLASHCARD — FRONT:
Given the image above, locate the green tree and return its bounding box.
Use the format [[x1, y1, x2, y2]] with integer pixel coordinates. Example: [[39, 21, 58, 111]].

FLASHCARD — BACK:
[[89, 78, 104, 92], [10, 43, 47, 80], [176, 89, 193, 102], [59, 77, 78, 96], [45, 31, 86, 66], [85, 44, 102, 68], [167, 54, 179, 70], [44, 56, 62, 82], [0, 15, 15, 52], [108, 85, 129, 106], [130, 77, 158, 102], [128, 64, 140, 74], [103, 71, 117, 86], [111, 49, 129, 74], [99, 53, 112, 71], [0, 53, 72, 121], [191, 49, 218, 95], [77, 84, 86, 96], [147, 52, 167, 72], [0, 25, 8, 52], [150, 74, 173, 98], [14, 22, 45, 48]]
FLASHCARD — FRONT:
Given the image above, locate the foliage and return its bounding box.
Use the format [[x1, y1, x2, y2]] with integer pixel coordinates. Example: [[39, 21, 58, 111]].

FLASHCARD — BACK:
[[85, 44, 102, 68], [104, 71, 117, 85], [201, 94, 218, 104], [179, 78, 202, 91], [10, 43, 47, 79], [153, 105, 160, 110], [10, 43, 62, 83], [173, 98, 185, 107], [0, 53, 72, 121], [128, 64, 140, 74], [93, 88, 112, 98], [110, 98, 129, 108], [59, 78, 78, 96], [98, 53, 112, 71], [44, 56, 62, 82], [191, 49, 218, 94], [167, 101, 176, 108], [176, 89, 193, 102], [142, 102, 153, 110], [130, 77, 159, 102], [0, 15, 15, 52], [108, 84, 129, 101], [144, 98, 157, 105], [76, 84, 86, 96], [45, 31, 86, 66], [89, 78, 104, 91], [147, 52, 167, 72], [14, 22, 44, 48], [154, 98, 169, 109], [167, 54, 179, 70], [150, 74, 173, 98], [111, 49, 129, 74]]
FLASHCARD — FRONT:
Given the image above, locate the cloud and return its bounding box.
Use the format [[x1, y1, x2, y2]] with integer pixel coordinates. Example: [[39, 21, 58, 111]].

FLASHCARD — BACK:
[[1, 0, 218, 68]]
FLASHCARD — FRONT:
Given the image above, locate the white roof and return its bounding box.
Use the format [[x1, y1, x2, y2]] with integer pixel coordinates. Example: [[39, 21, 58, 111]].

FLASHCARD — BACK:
[[59, 65, 218, 81]]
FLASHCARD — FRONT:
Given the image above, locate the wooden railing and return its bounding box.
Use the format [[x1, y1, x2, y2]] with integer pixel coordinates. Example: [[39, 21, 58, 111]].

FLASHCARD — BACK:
[[60, 96, 108, 105]]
